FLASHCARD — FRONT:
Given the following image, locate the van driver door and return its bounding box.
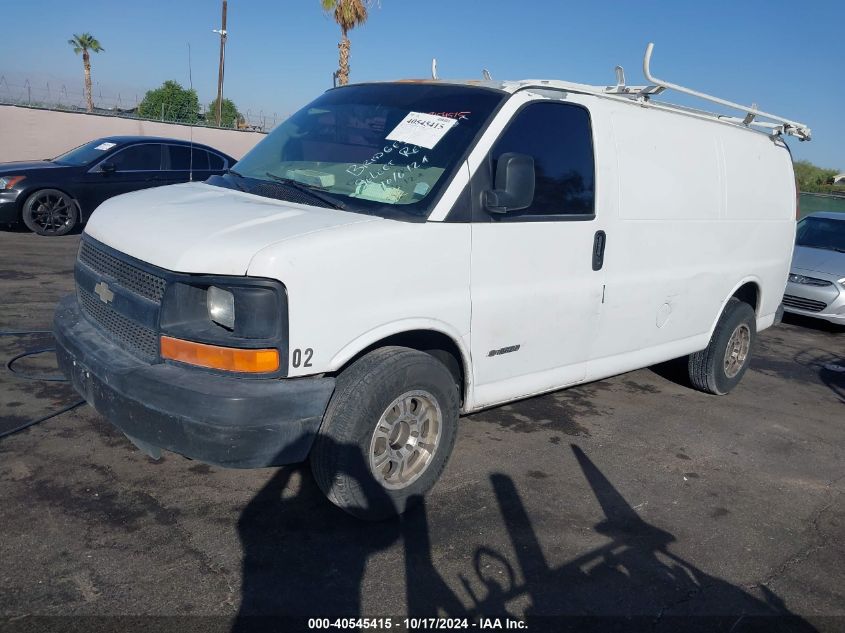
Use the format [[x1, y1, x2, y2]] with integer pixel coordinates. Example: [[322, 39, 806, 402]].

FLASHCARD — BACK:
[[468, 96, 607, 408]]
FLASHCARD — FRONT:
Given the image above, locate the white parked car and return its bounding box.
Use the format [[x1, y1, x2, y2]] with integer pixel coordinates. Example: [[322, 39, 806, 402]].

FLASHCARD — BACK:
[[54, 46, 806, 518]]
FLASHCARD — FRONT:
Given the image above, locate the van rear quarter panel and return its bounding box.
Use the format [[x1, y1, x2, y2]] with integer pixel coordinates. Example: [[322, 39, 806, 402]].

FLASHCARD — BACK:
[[592, 103, 795, 365], [719, 128, 796, 320]]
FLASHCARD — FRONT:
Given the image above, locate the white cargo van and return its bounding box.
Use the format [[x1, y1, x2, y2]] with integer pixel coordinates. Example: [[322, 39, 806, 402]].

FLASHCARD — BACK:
[[54, 45, 808, 518]]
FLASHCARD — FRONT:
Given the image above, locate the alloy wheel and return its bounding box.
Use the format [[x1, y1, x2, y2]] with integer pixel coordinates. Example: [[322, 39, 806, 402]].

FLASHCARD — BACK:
[[723, 323, 751, 378], [368, 390, 443, 490], [28, 192, 75, 234]]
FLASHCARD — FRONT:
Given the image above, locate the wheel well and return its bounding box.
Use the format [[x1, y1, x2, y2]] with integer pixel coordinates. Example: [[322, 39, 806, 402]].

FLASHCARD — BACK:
[[732, 282, 760, 315], [336, 330, 467, 405]]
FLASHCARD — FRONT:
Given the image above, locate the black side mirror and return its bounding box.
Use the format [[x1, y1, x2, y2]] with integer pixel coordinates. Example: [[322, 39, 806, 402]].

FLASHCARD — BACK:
[[100, 162, 116, 174], [484, 152, 535, 214]]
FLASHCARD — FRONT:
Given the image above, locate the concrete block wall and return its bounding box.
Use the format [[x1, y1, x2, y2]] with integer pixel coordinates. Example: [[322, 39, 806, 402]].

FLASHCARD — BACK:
[[0, 105, 266, 163]]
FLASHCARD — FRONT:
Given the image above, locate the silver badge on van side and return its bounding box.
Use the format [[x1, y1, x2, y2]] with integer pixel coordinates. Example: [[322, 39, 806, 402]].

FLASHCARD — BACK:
[[488, 345, 521, 357]]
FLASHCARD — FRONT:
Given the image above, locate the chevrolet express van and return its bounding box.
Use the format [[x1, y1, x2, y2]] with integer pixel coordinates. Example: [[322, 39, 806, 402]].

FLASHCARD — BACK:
[[54, 47, 808, 518]]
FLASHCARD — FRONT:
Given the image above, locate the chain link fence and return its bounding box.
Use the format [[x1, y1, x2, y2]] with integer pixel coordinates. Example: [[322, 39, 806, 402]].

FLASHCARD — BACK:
[[0, 76, 283, 133]]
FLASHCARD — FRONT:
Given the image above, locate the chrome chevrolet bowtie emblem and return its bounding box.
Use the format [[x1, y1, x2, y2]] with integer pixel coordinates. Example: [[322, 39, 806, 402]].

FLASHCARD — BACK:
[[93, 281, 114, 304]]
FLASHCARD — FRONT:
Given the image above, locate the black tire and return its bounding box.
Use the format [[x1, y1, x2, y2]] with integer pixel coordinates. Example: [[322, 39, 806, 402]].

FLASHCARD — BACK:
[[22, 189, 79, 236], [688, 298, 756, 395], [310, 346, 460, 520]]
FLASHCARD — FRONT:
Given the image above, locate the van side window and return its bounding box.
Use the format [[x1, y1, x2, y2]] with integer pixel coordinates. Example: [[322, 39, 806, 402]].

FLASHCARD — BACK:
[[492, 102, 595, 218]]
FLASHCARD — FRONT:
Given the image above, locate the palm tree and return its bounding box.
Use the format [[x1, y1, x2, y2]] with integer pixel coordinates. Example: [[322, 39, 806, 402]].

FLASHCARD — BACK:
[[321, 0, 369, 86], [68, 33, 104, 112]]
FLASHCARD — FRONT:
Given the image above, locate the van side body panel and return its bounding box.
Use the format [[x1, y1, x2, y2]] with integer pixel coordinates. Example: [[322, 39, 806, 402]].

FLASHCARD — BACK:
[[583, 99, 794, 383]]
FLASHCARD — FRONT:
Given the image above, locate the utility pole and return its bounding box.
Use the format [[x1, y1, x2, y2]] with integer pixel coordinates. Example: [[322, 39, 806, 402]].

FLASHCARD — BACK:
[[213, 0, 228, 126]]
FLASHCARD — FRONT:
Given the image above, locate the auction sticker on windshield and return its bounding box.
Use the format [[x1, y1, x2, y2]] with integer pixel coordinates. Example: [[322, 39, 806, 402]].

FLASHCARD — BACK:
[[385, 112, 457, 149]]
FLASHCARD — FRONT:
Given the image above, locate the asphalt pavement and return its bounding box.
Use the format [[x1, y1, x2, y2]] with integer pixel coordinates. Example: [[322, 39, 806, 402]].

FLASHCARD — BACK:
[[1, 229, 843, 632]]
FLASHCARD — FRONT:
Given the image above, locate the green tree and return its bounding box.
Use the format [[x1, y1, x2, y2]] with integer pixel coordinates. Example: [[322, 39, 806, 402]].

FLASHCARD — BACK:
[[208, 97, 241, 128], [794, 160, 840, 193], [138, 80, 200, 123], [321, 0, 372, 86], [68, 33, 104, 113]]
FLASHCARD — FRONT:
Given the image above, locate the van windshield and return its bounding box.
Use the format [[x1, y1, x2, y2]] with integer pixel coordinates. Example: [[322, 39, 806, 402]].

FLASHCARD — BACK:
[[796, 216, 845, 252], [230, 83, 505, 219]]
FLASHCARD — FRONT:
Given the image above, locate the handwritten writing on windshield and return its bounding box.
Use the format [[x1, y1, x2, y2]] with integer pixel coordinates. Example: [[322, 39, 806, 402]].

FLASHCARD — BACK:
[[346, 141, 431, 191], [342, 111, 472, 198], [345, 108, 471, 182], [346, 141, 422, 178]]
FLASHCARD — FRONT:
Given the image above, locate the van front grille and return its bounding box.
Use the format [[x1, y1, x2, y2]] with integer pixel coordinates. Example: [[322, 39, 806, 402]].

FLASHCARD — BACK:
[[78, 286, 159, 361], [782, 294, 827, 313], [78, 240, 167, 302]]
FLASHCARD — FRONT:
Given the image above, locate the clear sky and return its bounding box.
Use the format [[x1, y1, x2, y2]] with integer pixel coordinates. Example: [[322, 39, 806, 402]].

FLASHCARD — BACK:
[[1, 0, 842, 168]]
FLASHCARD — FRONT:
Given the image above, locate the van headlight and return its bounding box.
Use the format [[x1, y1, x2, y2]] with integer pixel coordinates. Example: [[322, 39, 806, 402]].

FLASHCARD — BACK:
[[159, 277, 288, 375], [207, 286, 235, 330]]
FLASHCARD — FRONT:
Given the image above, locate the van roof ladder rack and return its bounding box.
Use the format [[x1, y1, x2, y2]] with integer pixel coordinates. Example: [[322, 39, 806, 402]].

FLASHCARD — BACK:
[[637, 42, 811, 141], [605, 64, 665, 97]]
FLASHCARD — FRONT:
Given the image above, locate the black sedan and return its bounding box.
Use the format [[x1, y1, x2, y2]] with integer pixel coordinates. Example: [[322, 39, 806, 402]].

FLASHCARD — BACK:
[[0, 136, 235, 236]]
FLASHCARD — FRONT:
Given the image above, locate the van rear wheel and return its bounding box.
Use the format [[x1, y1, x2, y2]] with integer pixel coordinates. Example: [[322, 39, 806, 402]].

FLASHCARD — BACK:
[[688, 298, 756, 395], [310, 346, 459, 520]]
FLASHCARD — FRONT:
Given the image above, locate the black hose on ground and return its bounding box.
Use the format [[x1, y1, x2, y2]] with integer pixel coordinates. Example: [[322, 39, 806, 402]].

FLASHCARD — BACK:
[[1, 329, 86, 439], [6, 348, 68, 382], [0, 330, 54, 336], [2, 329, 66, 381], [0, 400, 85, 440]]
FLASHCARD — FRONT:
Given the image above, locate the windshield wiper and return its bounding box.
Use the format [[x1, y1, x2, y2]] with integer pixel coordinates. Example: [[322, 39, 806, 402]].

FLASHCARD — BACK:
[[264, 172, 346, 210], [225, 168, 249, 192], [800, 244, 845, 253]]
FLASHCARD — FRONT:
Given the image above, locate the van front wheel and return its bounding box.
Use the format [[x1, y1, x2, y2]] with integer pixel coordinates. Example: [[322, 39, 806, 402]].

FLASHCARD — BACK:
[[310, 346, 459, 520], [688, 298, 756, 395]]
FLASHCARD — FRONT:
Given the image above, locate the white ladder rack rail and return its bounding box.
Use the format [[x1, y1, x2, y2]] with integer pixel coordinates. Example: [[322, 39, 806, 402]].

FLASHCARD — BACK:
[[638, 42, 811, 141]]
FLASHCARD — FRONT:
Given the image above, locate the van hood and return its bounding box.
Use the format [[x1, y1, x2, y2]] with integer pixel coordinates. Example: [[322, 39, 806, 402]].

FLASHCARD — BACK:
[[84, 181, 379, 274], [792, 245, 845, 277]]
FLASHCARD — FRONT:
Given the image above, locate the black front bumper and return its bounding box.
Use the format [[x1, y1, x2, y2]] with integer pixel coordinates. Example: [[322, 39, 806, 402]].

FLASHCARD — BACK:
[[0, 190, 22, 224], [53, 295, 335, 468]]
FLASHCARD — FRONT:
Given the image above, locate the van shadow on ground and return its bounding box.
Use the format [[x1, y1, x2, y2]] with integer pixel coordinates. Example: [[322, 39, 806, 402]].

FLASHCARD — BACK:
[[780, 313, 845, 403], [233, 440, 818, 633], [792, 348, 845, 405]]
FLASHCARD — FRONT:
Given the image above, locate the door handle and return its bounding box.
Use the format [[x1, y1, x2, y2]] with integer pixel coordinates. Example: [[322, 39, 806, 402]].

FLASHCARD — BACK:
[[592, 231, 606, 271]]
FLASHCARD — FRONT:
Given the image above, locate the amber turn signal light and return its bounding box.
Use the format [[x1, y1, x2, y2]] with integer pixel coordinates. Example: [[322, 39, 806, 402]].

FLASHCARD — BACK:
[[160, 336, 280, 373]]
